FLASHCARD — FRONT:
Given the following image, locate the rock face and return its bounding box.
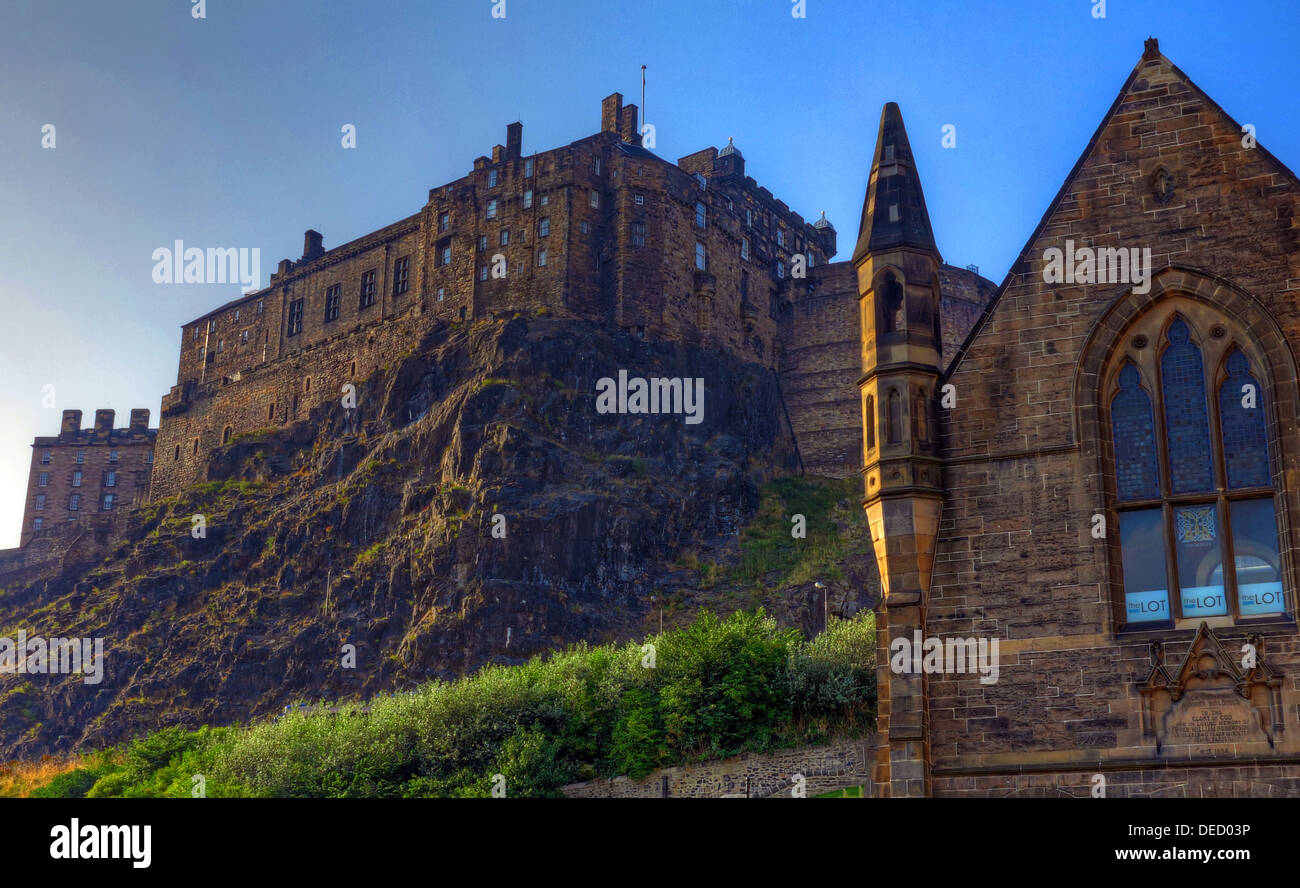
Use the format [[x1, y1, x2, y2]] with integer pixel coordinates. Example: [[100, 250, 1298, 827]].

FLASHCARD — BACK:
[[0, 315, 856, 757]]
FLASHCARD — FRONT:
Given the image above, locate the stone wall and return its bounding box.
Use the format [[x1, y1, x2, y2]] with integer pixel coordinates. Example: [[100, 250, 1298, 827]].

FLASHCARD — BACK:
[[561, 735, 876, 798]]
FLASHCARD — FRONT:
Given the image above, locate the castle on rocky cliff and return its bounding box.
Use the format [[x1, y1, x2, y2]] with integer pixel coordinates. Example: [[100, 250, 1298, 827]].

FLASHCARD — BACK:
[[13, 90, 992, 550]]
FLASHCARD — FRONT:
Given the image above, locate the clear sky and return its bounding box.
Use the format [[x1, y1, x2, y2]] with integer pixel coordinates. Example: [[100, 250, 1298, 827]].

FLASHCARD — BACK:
[[0, 0, 1296, 547]]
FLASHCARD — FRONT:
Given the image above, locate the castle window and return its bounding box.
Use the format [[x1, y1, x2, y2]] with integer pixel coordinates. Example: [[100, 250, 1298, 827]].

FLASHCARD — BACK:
[[540, 194, 549, 206], [72, 470, 82, 488], [39, 472, 48, 487], [634, 194, 644, 206], [41, 451, 50, 464], [350, 361, 357, 377], [499, 230, 509, 247], [105, 470, 116, 487], [198, 346, 206, 360], [487, 200, 498, 220], [524, 190, 533, 209], [35, 495, 45, 511], [76, 452, 84, 465], [776, 260, 784, 279], [807, 252, 815, 268], [257, 299, 264, 314], [741, 270, 749, 298], [593, 156, 601, 176], [590, 190, 600, 208], [439, 212, 449, 232], [630, 222, 646, 248], [518, 229, 526, 244], [241, 330, 249, 344], [109, 450, 118, 462], [695, 243, 706, 271], [146, 451, 153, 464], [886, 390, 902, 444], [1108, 315, 1284, 626], [101, 494, 114, 511], [488, 169, 499, 188], [192, 327, 199, 341], [174, 445, 181, 461], [234, 309, 240, 321], [478, 235, 487, 251], [32, 518, 42, 531], [912, 389, 928, 442], [216, 339, 224, 353], [741, 238, 749, 261], [68, 494, 80, 512], [537, 249, 547, 267], [525, 157, 534, 177], [580, 222, 589, 234], [287, 299, 304, 336], [694, 173, 706, 190], [208, 319, 217, 333], [360, 269, 377, 308], [303, 377, 311, 394], [394, 256, 410, 296], [539, 218, 551, 238], [865, 396, 876, 451], [268, 403, 275, 421], [478, 265, 489, 282], [695, 202, 706, 228], [746, 208, 752, 228], [459, 306, 467, 321], [437, 288, 446, 301], [440, 245, 452, 266], [222, 426, 233, 445], [879, 272, 904, 333], [193, 438, 199, 454], [777, 229, 785, 248]]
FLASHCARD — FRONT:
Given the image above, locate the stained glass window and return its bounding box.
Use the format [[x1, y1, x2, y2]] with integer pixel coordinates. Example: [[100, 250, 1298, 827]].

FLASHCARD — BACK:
[[1161, 319, 1214, 494], [1219, 349, 1271, 489], [1111, 363, 1159, 501]]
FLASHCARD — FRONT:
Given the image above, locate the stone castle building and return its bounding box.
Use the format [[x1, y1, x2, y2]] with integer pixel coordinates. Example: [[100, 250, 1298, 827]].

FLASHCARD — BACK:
[[863, 39, 1300, 797]]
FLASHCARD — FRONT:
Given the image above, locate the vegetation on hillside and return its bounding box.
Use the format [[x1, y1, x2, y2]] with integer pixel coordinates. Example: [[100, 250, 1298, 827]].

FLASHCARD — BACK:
[[8, 609, 875, 798]]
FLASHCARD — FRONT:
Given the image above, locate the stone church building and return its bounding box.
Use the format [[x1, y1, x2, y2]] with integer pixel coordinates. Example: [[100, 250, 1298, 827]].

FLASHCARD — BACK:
[[862, 39, 1300, 797]]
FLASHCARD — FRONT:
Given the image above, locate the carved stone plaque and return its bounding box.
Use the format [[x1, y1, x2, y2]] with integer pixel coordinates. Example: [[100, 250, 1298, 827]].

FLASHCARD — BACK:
[[1158, 687, 1271, 757]]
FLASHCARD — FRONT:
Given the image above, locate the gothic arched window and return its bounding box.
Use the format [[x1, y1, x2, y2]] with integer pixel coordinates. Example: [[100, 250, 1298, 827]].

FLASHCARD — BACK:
[[879, 273, 904, 334], [886, 389, 901, 444], [864, 395, 876, 451], [1108, 314, 1283, 626]]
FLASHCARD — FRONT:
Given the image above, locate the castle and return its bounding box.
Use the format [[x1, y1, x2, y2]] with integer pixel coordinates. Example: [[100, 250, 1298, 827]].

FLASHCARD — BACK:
[[13, 89, 991, 547]]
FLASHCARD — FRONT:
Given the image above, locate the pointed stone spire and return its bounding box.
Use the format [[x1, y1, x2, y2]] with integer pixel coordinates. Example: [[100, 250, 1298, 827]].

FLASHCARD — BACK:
[[852, 103, 937, 265]]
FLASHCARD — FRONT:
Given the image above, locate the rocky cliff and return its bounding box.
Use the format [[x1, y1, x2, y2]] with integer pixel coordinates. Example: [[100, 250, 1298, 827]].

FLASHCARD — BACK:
[[0, 315, 878, 756]]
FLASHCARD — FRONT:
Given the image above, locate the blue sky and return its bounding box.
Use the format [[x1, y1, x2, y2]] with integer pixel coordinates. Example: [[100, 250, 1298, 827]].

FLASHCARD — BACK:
[[0, 0, 1296, 546]]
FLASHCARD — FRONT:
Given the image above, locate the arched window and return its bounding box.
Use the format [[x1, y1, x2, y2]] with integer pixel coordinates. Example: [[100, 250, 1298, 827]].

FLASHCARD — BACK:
[[886, 389, 901, 444], [1108, 315, 1283, 626], [912, 388, 928, 443], [865, 395, 876, 451]]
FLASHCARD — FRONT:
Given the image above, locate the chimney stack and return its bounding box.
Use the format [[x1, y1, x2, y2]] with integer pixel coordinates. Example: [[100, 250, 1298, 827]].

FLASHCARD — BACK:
[[303, 229, 324, 261], [506, 121, 522, 160], [129, 408, 150, 434], [619, 104, 639, 145], [59, 409, 82, 441], [601, 93, 623, 134]]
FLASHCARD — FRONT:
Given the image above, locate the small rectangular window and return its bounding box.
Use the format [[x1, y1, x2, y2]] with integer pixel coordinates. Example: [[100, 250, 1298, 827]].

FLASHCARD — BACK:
[[76, 452, 84, 465], [439, 212, 450, 232], [590, 190, 599, 208], [537, 249, 547, 267], [234, 309, 240, 321], [393, 256, 410, 296], [696, 202, 706, 228], [438, 244, 452, 267], [695, 173, 706, 190], [525, 157, 534, 177], [594, 156, 601, 175], [72, 470, 82, 487], [41, 451, 51, 464], [634, 194, 645, 206], [478, 235, 488, 252], [777, 260, 785, 279], [359, 269, 377, 308], [524, 190, 533, 209], [488, 169, 499, 188], [287, 298, 304, 335], [630, 222, 646, 248], [487, 200, 498, 220], [102, 494, 114, 511], [580, 221, 589, 234], [241, 329, 249, 344], [257, 299, 264, 314], [69, 494, 80, 512], [777, 229, 785, 248], [325, 285, 341, 322], [478, 265, 489, 282], [695, 242, 706, 271], [500, 230, 510, 246], [105, 470, 117, 488], [541, 194, 549, 206], [741, 238, 749, 261], [32, 518, 42, 531], [437, 287, 446, 301], [39, 472, 48, 487], [35, 495, 45, 510], [539, 218, 550, 237], [109, 450, 118, 462], [216, 339, 224, 353], [746, 208, 752, 227]]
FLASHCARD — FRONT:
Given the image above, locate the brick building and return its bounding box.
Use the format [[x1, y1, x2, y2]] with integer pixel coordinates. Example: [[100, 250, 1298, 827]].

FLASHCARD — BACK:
[[150, 91, 991, 496], [864, 40, 1300, 797], [18, 409, 156, 547]]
